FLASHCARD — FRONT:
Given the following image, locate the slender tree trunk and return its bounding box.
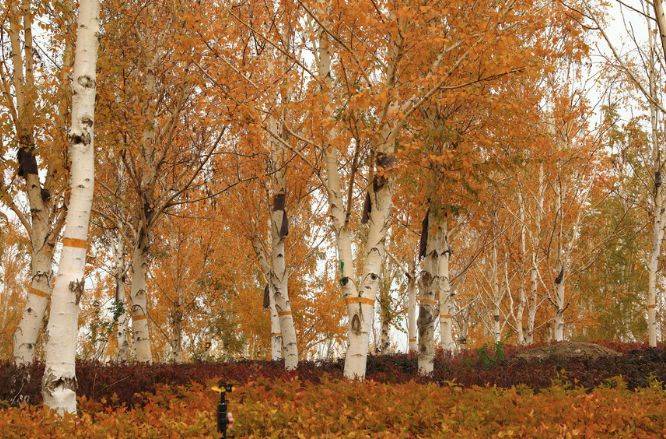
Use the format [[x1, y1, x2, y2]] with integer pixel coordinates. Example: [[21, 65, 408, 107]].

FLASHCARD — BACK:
[[251, 234, 282, 361], [406, 265, 418, 353], [491, 216, 501, 343], [647, 8, 665, 346], [418, 207, 446, 375], [438, 217, 455, 352], [269, 126, 298, 370], [378, 275, 391, 354], [14, 242, 54, 364], [10, 3, 59, 365], [648, 183, 665, 347], [526, 164, 545, 345], [457, 304, 472, 351], [42, 0, 99, 414], [516, 192, 527, 345], [113, 230, 129, 361], [268, 283, 283, 360], [130, 242, 152, 362], [526, 251, 539, 345], [170, 297, 183, 363], [553, 263, 566, 342]]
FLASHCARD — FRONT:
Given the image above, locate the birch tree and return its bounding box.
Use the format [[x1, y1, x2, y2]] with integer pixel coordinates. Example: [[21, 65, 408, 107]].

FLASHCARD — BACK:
[[1, 0, 73, 365], [41, 0, 99, 414]]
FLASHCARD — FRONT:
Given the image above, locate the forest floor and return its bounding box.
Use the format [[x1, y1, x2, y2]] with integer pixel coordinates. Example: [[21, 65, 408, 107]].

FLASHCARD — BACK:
[[1, 342, 665, 437]]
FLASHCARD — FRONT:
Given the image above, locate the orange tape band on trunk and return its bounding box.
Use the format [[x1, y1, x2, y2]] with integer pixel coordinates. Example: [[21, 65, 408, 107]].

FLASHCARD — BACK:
[[345, 297, 375, 306], [28, 286, 49, 298], [62, 237, 87, 249]]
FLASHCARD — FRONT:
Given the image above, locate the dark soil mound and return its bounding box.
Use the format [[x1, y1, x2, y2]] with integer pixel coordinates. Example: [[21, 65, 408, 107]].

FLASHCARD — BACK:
[[514, 342, 621, 361]]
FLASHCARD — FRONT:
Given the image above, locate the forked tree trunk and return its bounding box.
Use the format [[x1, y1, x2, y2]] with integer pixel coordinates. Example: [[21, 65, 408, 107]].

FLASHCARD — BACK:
[[317, 30, 396, 379], [130, 242, 152, 362], [344, 140, 395, 379], [10, 2, 59, 366], [41, 0, 99, 414]]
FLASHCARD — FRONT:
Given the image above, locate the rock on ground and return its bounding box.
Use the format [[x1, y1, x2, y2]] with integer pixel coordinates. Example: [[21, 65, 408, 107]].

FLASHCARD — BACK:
[[514, 342, 621, 361]]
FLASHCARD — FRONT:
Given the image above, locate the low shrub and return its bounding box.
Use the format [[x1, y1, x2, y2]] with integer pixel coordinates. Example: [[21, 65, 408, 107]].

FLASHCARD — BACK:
[[1, 343, 663, 408], [0, 378, 664, 437]]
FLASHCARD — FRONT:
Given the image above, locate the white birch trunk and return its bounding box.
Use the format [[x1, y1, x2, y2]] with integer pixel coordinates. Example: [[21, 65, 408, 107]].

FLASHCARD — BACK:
[[491, 215, 501, 343], [526, 165, 545, 345], [10, 4, 58, 366], [438, 218, 455, 352], [417, 207, 446, 375], [113, 230, 130, 362], [269, 124, 298, 370], [647, 6, 665, 347], [14, 244, 54, 364], [130, 243, 152, 362], [553, 261, 566, 342], [251, 235, 282, 361], [169, 297, 183, 363], [345, 142, 394, 379], [516, 192, 527, 345], [317, 29, 396, 379], [42, 0, 99, 414], [406, 265, 418, 353], [647, 174, 665, 348], [268, 283, 283, 360], [526, 251, 539, 345], [378, 268, 391, 354]]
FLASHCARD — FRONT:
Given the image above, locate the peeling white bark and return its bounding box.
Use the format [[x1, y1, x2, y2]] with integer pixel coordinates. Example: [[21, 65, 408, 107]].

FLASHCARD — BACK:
[[345, 141, 394, 378], [252, 234, 283, 361], [647, 5, 666, 347], [417, 208, 447, 375], [515, 192, 527, 345], [130, 243, 152, 363], [268, 283, 283, 361], [42, 0, 99, 414], [317, 29, 396, 379], [10, 3, 59, 366], [14, 244, 54, 364], [525, 165, 545, 345], [269, 118, 298, 370], [438, 218, 454, 353]]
